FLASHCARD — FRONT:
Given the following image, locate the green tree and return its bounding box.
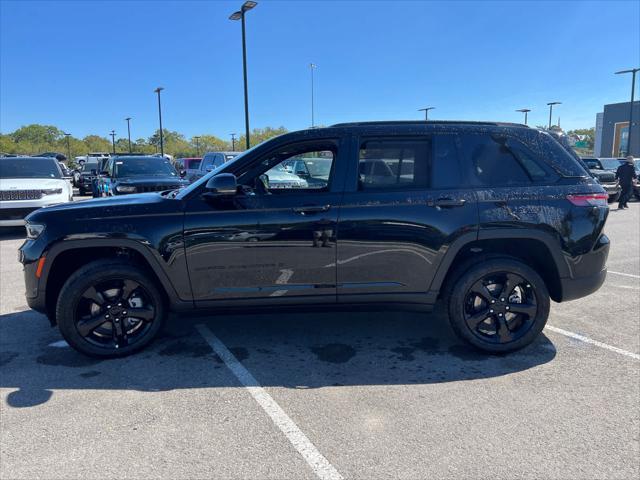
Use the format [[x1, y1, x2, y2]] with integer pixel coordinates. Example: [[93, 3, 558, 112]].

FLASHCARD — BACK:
[[237, 126, 288, 150]]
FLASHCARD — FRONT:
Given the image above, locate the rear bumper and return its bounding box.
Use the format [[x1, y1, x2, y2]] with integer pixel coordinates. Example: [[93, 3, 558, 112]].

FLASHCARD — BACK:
[[560, 268, 607, 302], [559, 233, 609, 302]]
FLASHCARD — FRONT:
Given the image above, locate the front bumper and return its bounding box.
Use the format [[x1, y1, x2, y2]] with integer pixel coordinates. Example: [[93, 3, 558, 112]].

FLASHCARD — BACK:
[[0, 197, 69, 226]]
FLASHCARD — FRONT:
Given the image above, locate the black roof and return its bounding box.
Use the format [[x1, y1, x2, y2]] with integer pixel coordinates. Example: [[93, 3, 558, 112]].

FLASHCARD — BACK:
[[330, 120, 529, 128]]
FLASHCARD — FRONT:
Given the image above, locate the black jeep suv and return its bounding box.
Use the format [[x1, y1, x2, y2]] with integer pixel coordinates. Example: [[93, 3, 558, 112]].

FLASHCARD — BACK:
[[19, 121, 609, 357]]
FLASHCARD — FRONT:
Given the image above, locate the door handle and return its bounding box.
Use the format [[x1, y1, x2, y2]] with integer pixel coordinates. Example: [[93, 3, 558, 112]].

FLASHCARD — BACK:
[[292, 204, 331, 215], [434, 198, 466, 208]]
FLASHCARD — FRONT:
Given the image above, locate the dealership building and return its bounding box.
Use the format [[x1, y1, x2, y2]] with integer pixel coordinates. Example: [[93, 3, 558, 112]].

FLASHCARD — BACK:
[[594, 100, 640, 157]]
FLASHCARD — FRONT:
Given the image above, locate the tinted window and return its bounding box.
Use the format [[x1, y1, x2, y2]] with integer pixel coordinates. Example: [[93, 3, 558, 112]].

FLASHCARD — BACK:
[[359, 139, 429, 189], [460, 134, 530, 185], [114, 157, 178, 177], [431, 134, 462, 188]]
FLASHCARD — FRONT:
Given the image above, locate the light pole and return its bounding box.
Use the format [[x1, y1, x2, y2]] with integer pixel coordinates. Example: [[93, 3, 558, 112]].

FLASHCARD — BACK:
[[547, 102, 561, 129], [229, 1, 257, 150], [109, 130, 116, 154], [230, 133, 237, 151], [154, 87, 165, 156], [194, 136, 201, 156], [63, 132, 71, 162], [125, 117, 132, 153], [615, 68, 639, 156], [516, 108, 531, 125], [418, 107, 435, 121], [310, 63, 317, 127]]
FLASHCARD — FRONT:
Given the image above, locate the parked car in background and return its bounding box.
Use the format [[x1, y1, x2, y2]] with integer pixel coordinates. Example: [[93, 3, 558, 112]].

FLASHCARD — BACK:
[[0, 156, 73, 226], [610, 157, 640, 200], [95, 155, 189, 195], [20, 121, 608, 358], [581, 157, 621, 203], [77, 157, 105, 195], [175, 157, 201, 174], [284, 156, 332, 188], [187, 151, 239, 182], [36, 152, 67, 162]]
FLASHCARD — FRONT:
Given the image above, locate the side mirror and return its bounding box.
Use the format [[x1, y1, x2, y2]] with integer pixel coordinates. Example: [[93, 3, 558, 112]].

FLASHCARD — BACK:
[[204, 173, 237, 197]]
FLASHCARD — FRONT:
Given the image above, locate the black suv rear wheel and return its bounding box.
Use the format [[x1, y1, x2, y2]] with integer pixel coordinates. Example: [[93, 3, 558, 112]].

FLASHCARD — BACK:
[[56, 260, 166, 357], [447, 258, 550, 353]]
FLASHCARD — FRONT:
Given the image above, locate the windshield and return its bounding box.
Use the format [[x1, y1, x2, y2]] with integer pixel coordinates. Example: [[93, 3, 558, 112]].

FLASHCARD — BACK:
[[302, 158, 332, 177], [600, 158, 623, 170], [0, 157, 62, 179], [115, 157, 178, 177], [584, 159, 602, 170], [81, 161, 99, 172]]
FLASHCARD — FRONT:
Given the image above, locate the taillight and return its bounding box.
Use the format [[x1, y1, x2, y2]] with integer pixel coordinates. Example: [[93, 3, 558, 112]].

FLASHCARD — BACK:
[[566, 193, 608, 207]]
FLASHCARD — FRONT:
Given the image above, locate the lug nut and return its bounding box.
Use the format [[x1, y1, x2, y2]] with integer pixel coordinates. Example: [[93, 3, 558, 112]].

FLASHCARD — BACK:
[[505, 306, 510, 310], [123, 311, 127, 315], [498, 313, 503, 317], [489, 309, 494, 313], [491, 300, 496, 304], [115, 319, 119, 323], [526, 284, 531, 288], [105, 314, 110, 318], [117, 303, 122, 307], [107, 305, 111, 309], [500, 298, 505, 302]]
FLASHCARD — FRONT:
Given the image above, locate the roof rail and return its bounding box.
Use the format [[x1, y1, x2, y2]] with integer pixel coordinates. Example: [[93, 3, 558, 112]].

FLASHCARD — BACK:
[[329, 120, 529, 128]]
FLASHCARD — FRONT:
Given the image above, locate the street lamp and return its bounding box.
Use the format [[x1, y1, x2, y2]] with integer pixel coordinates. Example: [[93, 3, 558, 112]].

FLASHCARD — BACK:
[[109, 130, 116, 154], [615, 68, 639, 156], [230, 133, 237, 151], [229, 1, 258, 150], [516, 108, 531, 125], [194, 136, 201, 156], [418, 107, 435, 121], [547, 102, 561, 129], [309, 63, 317, 127], [125, 117, 132, 153], [63, 132, 71, 162], [154, 87, 165, 156]]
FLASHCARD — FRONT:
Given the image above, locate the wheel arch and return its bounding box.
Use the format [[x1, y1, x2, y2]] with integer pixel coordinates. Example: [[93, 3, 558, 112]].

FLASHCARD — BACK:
[[429, 229, 568, 303], [42, 239, 185, 324]]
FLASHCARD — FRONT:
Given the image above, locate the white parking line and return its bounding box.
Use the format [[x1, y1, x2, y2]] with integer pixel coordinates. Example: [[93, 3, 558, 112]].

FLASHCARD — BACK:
[[608, 270, 640, 279], [196, 324, 343, 480], [545, 325, 640, 360]]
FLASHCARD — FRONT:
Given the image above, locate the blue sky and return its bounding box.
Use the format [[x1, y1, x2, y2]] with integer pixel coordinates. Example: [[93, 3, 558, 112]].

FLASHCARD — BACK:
[[1, 0, 639, 140]]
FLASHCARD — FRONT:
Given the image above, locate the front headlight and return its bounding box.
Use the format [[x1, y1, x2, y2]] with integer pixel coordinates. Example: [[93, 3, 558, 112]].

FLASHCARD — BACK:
[[116, 185, 137, 193], [25, 223, 45, 239], [41, 188, 63, 195]]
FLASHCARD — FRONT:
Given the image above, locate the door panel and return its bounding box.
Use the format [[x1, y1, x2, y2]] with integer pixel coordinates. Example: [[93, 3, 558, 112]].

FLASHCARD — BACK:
[[183, 194, 264, 301], [248, 191, 340, 300], [336, 189, 477, 298]]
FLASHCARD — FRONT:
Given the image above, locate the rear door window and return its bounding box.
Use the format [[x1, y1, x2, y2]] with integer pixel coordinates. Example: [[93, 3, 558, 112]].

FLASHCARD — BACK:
[[358, 139, 430, 190]]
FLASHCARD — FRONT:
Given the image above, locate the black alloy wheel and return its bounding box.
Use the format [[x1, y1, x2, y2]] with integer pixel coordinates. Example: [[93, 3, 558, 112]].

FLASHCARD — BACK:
[[75, 279, 156, 350], [57, 260, 166, 357], [447, 257, 550, 353], [463, 272, 538, 344]]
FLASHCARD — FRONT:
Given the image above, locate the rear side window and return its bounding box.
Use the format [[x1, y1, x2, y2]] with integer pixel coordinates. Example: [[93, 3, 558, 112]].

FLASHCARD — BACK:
[[358, 139, 430, 189], [459, 133, 531, 185], [431, 134, 462, 188]]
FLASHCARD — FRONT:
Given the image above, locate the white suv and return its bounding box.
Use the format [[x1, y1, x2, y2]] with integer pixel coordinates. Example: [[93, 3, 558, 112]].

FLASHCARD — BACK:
[[0, 156, 73, 227]]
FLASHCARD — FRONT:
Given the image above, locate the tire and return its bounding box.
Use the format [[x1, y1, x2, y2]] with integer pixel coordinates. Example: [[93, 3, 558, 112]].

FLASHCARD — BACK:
[[446, 257, 550, 354], [56, 259, 166, 358]]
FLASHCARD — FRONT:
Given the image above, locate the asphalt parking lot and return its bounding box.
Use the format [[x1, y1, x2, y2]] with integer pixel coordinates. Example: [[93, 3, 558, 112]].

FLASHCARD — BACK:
[[1, 202, 638, 479]]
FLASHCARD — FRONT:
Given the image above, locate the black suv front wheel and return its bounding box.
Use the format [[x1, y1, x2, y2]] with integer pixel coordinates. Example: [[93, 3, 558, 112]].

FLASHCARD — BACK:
[[56, 260, 166, 357], [447, 258, 550, 353]]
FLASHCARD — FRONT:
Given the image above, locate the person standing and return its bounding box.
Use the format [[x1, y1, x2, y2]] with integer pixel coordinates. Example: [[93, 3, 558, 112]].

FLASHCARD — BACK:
[[615, 156, 637, 209]]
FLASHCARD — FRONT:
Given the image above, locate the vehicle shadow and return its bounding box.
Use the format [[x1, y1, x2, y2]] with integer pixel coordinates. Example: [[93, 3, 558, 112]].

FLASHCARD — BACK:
[[0, 304, 556, 408]]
